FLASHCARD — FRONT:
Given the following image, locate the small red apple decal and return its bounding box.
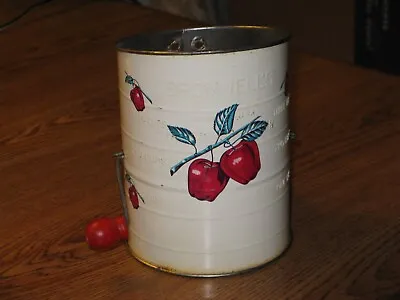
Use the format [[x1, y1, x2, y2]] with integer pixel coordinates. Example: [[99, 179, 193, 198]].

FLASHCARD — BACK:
[[125, 72, 153, 112], [188, 158, 229, 202], [220, 140, 261, 185], [130, 86, 145, 111], [128, 184, 140, 209], [126, 174, 145, 209], [85, 215, 128, 250]]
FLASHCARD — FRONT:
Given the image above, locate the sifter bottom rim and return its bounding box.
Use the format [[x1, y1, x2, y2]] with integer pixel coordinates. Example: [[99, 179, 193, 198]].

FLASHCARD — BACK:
[[124, 231, 293, 278]]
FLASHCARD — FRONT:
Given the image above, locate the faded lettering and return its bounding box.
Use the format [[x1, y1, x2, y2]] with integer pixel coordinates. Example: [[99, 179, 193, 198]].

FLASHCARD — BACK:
[[275, 130, 290, 152], [164, 71, 277, 99], [273, 96, 290, 117], [135, 150, 168, 166], [276, 170, 291, 190]]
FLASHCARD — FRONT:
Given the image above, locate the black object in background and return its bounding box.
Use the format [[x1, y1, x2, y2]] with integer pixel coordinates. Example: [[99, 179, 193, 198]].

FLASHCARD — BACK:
[[355, 0, 400, 75]]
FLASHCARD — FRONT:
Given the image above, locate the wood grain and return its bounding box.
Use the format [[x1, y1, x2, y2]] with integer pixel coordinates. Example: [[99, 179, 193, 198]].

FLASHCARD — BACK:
[[1, 1, 399, 299]]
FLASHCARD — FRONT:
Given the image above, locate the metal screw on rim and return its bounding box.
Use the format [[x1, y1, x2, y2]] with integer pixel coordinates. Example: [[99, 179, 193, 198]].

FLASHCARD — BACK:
[[167, 37, 182, 52], [190, 36, 207, 51]]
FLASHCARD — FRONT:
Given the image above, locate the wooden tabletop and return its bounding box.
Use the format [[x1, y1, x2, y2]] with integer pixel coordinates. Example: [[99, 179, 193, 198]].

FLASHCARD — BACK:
[[1, 1, 399, 299]]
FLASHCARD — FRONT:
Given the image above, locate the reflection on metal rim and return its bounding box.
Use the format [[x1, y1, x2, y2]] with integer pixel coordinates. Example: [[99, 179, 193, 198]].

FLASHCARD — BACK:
[[116, 25, 291, 55]]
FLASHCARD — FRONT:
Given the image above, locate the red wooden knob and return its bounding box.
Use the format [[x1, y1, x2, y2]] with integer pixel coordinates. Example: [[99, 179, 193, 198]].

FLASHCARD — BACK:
[[85, 215, 128, 250]]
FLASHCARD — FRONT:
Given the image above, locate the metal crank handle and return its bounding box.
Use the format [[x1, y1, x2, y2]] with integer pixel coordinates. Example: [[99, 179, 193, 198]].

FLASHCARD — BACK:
[[85, 151, 129, 250]]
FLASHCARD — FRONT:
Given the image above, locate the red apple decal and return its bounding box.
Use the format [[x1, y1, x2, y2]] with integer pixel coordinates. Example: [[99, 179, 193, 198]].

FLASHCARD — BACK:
[[125, 73, 153, 111], [130, 86, 145, 111], [220, 140, 261, 185], [128, 184, 139, 209], [168, 103, 268, 202], [188, 158, 229, 202]]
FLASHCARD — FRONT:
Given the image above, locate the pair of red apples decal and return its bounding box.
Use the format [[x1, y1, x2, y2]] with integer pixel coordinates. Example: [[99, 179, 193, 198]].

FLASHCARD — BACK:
[[124, 73, 268, 208]]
